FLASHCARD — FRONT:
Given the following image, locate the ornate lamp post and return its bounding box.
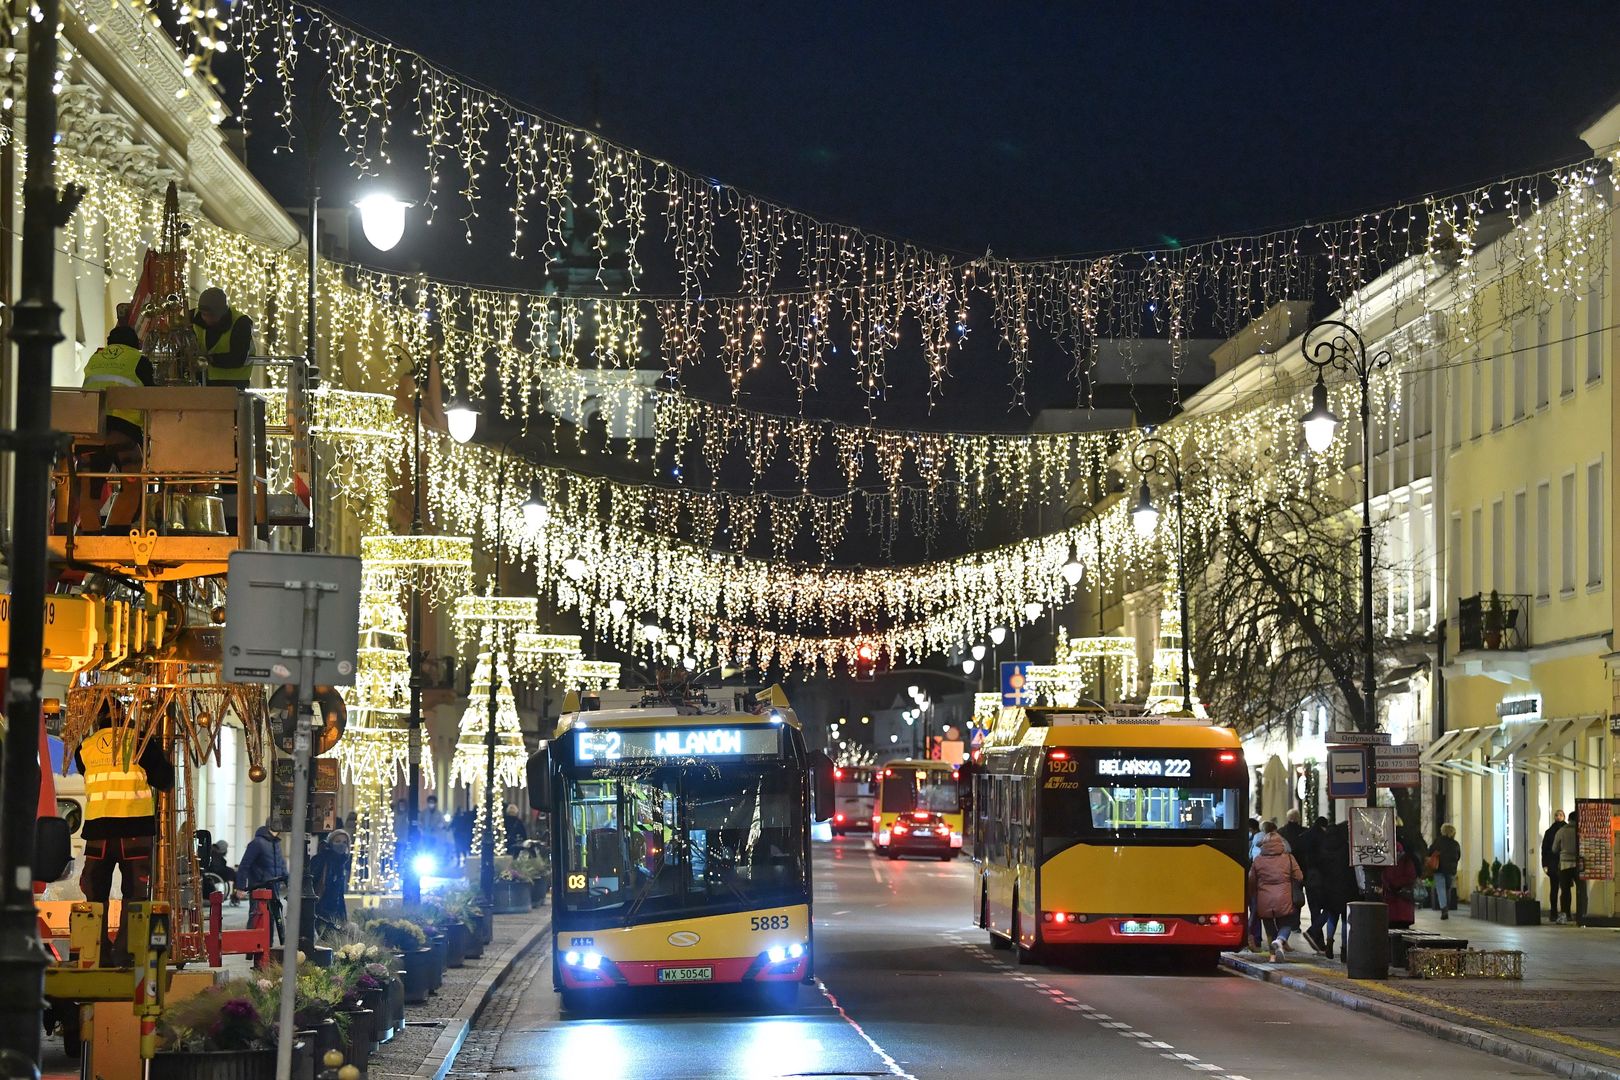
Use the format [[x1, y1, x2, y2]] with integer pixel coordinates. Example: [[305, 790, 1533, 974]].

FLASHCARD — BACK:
[[1131, 434, 1193, 714], [1300, 319, 1390, 734]]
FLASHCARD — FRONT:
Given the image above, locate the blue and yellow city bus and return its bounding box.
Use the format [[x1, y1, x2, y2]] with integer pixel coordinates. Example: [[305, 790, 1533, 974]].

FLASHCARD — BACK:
[[528, 685, 833, 1006], [973, 706, 1247, 967]]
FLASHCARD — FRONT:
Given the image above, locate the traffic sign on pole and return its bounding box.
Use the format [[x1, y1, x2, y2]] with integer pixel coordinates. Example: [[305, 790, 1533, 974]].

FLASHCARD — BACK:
[[1327, 730, 1392, 746], [1001, 661, 1034, 707]]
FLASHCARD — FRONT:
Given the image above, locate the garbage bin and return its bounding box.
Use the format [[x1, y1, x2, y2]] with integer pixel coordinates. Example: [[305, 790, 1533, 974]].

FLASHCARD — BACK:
[[1345, 900, 1389, 980]]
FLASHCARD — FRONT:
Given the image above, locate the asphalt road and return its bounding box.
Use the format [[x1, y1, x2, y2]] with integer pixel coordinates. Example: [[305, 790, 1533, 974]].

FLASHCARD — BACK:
[[481, 838, 1541, 1079]]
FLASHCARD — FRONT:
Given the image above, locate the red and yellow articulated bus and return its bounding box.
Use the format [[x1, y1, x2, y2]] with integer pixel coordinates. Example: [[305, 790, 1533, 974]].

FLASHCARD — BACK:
[[528, 685, 833, 1008]]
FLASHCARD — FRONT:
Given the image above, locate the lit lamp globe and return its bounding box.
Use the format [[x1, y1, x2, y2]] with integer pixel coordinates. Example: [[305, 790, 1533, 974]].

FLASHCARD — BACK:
[[1301, 374, 1340, 454], [640, 613, 663, 643], [989, 626, 1007, 647], [907, 684, 921, 699], [1131, 478, 1160, 538], [1061, 544, 1085, 587], [445, 398, 479, 444], [608, 597, 627, 619], [354, 193, 413, 252], [561, 555, 587, 582], [962, 659, 976, 675], [520, 487, 549, 530], [971, 643, 986, 662], [1022, 601, 1043, 624]]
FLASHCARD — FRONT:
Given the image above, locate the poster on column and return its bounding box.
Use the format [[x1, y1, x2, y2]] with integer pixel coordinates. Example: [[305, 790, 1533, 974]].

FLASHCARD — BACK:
[[1575, 798, 1620, 881], [1349, 805, 1396, 867]]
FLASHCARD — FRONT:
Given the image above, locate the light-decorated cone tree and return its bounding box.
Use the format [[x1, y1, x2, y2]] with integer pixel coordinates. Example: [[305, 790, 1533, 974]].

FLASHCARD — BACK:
[[452, 651, 528, 868]]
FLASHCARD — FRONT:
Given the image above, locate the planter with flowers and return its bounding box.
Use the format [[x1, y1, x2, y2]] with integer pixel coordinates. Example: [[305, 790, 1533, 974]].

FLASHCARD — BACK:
[[515, 854, 551, 907], [362, 918, 432, 1003], [152, 979, 277, 1080], [493, 857, 532, 914]]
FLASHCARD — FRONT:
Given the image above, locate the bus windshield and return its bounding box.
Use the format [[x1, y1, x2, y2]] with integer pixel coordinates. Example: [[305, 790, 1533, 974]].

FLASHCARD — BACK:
[[881, 769, 961, 814], [560, 763, 806, 925]]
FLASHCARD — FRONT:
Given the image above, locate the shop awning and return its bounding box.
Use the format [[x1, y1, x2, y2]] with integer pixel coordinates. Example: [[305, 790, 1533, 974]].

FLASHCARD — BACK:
[[1513, 715, 1605, 773], [1420, 724, 1498, 776], [1487, 720, 1548, 769]]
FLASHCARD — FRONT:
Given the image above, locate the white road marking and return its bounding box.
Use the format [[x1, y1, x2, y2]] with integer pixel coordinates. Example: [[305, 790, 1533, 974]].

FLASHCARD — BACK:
[[814, 978, 919, 1080]]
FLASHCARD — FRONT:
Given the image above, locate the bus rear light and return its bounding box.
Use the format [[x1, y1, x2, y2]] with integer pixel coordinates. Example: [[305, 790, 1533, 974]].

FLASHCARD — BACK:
[[1216, 913, 1234, 926], [1218, 751, 1237, 763], [1049, 750, 1070, 761], [834, 768, 845, 780], [1042, 911, 1074, 924]]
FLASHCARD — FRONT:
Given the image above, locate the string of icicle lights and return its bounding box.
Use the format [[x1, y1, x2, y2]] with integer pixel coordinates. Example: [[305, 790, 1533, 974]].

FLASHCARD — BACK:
[[56, 0, 1616, 411]]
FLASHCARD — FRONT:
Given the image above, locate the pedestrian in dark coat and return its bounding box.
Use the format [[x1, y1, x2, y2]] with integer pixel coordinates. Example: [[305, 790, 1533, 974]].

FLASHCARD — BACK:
[[1541, 809, 1566, 909], [1310, 821, 1357, 958], [1431, 824, 1461, 919]]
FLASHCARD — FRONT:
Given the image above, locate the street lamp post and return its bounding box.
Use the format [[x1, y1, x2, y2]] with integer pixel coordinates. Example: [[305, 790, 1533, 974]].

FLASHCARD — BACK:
[[481, 432, 525, 913], [1301, 319, 1390, 734], [1131, 434, 1193, 714]]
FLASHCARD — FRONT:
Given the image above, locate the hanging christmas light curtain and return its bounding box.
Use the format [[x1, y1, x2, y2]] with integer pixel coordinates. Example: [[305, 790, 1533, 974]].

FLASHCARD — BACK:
[[512, 632, 581, 683], [183, 0, 1615, 411], [361, 534, 474, 610]]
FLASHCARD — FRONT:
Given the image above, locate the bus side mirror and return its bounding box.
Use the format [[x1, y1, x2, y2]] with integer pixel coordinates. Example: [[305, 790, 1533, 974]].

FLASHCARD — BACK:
[[35, 816, 71, 884], [526, 746, 551, 811], [810, 752, 835, 823]]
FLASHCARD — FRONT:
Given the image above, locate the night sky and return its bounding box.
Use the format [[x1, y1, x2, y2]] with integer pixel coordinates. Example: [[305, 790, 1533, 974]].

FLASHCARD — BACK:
[[309, 2, 1620, 260]]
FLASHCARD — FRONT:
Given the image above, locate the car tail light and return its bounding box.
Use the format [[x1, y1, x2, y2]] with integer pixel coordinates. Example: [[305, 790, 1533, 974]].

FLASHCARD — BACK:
[[835, 813, 845, 823], [1218, 751, 1237, 763], [893, 822, 909, 835], [834, 768, 845, 780], [912, 812, 930, 821]]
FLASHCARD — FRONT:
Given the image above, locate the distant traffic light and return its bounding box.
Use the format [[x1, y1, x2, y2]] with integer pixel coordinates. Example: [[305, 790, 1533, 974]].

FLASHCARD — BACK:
[[854, 642, 876, 682]]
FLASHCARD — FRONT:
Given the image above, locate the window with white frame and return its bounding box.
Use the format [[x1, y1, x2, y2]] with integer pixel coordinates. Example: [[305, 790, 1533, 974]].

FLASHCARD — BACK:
[[1512, 330, 1527, 421], [1449, 512, 1463, 611], [1562, 300, 1577, 395], [1471, 358, 1483, 439], [1491, 498, 1505, 593], [1588, 460, 1604, 588], [1588, 288, 1604, 384], [1514, 489, 1528, 596], [1562, 472, 1577, 595], [1491, 333, 1505, 430], [1472, 506, 1484, 598], [1536, 481, 1551, 601], [1449, 366, 1462, 449], [1535, 315, 1549, 408]]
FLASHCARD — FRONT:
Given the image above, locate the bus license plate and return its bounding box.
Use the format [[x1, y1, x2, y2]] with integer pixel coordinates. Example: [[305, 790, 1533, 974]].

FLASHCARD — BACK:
[[658, 966, 713, 983]]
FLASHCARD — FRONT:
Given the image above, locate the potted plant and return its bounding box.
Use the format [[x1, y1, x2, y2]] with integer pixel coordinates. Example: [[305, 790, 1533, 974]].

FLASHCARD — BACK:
[[330, 940, 395, 1044], [493, 857, 532, 914], [427, 888, 477, 968], [516, 854, 551, 907], [152, 978, 277, 1080], [363, 919, 431, 1003], [1484, 590, 1505, 649]]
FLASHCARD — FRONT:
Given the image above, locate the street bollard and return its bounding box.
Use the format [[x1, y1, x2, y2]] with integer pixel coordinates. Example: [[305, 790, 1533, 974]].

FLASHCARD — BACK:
[[1345, 901, 1389, 980]]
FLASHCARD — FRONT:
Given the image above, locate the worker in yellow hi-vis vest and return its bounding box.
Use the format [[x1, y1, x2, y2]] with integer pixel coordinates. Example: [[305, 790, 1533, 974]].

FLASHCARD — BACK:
[[78, 324, 154, 532], [191, 287, 256, 388], [74, 699, 175, 963]]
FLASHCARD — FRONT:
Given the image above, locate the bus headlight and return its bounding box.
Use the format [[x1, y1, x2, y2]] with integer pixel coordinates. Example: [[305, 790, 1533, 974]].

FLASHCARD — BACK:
[[767, 945, 787, 964], [563, 949, 604, 971], [788, 942, 804, 959], [563, 950, 582, 966], [581, 951, 604, 971]]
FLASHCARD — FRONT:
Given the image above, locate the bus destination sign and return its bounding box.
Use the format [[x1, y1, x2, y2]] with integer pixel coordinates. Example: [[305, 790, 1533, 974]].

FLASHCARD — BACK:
[[576, 726, 781, 764]]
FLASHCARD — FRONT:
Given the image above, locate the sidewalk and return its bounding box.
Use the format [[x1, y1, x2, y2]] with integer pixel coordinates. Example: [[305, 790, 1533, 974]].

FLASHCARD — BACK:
[[1223, 908, 1620, 1080], [373, 903, 551, 1080]]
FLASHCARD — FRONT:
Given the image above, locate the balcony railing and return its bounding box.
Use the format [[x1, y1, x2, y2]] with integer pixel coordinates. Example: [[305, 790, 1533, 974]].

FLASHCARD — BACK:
[[1457, 592, 1530, 652]]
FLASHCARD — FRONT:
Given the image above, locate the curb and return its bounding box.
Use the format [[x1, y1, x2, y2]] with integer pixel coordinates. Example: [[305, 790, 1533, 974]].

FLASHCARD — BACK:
[[409, 913, 552, 1080], [1220, 952, 1620, 1080]]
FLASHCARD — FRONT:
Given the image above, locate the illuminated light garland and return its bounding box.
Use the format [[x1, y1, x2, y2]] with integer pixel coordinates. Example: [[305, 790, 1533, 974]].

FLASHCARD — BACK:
[[452, 651, 528, 867], [511, 632, 580, 683], [349, 780, 399, 893], [1055, 634, 1139, 702], [360, 534, 473, 610], [451, 594, 539, 653], [565, 657, 621, 692], [973, 693, 1001, 729]]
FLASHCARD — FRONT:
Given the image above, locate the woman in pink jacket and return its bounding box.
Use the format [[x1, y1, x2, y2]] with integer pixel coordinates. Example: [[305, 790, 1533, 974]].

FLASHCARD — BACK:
[[1249, 825, 1304, 961]]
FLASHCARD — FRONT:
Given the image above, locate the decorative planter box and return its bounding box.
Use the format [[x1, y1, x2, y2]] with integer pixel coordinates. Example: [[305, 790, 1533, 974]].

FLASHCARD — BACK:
[[149, 1049, 276, 1080], [442, 921, 468, 968], [1498, 897, 1541, 925], [494, 879, 529, 914], [1468, 892, 1489, 920], [400, 948, 433, 1003]]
